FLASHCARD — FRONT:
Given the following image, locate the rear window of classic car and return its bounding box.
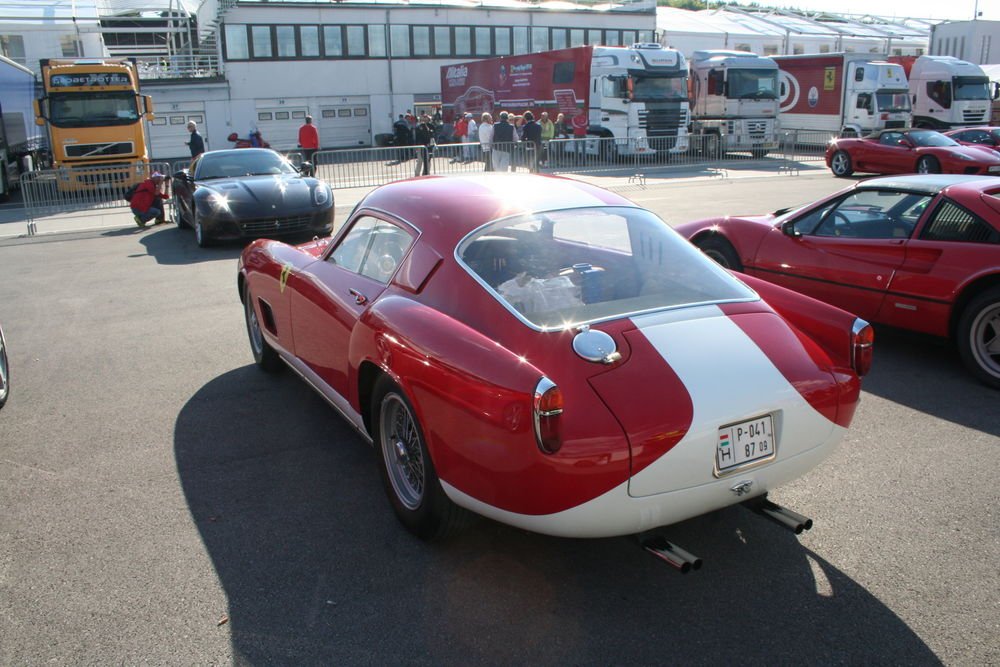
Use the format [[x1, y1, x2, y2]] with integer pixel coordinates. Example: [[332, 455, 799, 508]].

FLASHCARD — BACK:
[[458, 206, 756, 329]]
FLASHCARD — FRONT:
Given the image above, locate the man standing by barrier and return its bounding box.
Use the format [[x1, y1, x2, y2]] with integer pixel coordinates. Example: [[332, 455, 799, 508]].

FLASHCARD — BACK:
[[414, 114, 435, 176], [186, 121, 205, 158], [539, 112, 555, 167], [491, 112, 515, 172], [522, 111, 542, 173], [130, 172, 168, 227], [298, 115, 319, 163]]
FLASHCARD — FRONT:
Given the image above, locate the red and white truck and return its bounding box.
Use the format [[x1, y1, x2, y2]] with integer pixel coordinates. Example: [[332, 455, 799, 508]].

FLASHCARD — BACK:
[[773, 53, 911, 138], [440, 44, 690, 156]]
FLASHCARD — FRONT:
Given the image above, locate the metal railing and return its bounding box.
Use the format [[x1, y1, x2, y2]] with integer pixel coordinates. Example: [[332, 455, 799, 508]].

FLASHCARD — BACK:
[[20, 161, 173, 229], [135, 54, 222, 80]]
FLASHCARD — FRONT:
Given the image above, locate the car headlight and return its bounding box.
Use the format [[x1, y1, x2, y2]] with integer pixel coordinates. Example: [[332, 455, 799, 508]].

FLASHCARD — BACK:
[[207, 192, 232, 213], [313, 184, 331, 206]]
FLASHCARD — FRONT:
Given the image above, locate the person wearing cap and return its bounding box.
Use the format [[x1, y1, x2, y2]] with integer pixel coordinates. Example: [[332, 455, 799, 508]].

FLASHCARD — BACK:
[[463, 112, 478, 163], [130, 172, 168, 227]]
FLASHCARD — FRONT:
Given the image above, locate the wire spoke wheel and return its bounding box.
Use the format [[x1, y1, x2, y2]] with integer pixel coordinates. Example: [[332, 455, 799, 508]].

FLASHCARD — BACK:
[[380, 393, 426, 510]]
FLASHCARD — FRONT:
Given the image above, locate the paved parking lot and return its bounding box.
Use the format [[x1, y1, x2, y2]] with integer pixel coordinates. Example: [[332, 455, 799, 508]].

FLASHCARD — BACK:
[[0, 167, 997, 664]]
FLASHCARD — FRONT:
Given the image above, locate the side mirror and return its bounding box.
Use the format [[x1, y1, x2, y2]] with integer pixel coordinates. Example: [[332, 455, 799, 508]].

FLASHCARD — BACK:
[[299, 161, 315, 177], [781, 220, 801, 237]]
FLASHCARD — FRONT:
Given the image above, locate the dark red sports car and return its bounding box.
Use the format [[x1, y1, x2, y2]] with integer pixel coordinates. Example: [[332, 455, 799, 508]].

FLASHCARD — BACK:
[[676, 174, 1000, 388], [944, 126, 1000, 153], [237, 174, 872, 552], [825, 128, 1000, 177]]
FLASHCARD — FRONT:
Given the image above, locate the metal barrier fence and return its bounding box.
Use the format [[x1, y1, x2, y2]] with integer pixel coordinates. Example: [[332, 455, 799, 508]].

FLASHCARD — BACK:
[[20, 161, 173, 229]]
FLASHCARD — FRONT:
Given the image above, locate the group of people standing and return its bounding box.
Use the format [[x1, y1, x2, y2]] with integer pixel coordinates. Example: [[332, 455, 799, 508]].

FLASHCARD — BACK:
[[469, 110, 572, 173]]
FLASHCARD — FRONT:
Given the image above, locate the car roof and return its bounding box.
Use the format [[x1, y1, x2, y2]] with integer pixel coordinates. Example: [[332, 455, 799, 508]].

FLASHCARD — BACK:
[[356, 174, 638, 244], [857, 174, 1000, 195]]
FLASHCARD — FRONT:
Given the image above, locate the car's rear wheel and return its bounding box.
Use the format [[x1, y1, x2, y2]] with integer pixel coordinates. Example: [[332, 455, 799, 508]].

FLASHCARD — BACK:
[[244, 285, 282, 372], [372, 376, 471, 540], [0, 324, 9, 410], [696, 235, 744, 272], [172, 195, 190, 229], [916, 156, 940, 174], [956, 286, 1000, 389], [830, 150, 853, 177]]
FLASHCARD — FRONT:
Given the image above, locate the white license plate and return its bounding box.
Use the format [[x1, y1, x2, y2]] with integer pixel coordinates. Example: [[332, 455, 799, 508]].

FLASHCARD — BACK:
[[717, 414, 775, 472]]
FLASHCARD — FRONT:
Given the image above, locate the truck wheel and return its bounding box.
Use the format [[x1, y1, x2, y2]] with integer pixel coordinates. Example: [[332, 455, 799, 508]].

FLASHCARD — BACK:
[[830, 151, 854, 177], [916, 156, 940, 174], [696, 235, 743, 272], [956, 286, 1000, 389]]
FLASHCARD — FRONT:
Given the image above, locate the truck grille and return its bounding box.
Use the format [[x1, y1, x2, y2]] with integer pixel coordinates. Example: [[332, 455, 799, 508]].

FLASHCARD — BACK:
[[64, 142, 135, 158], [638, 107, 685, 137], [962, 109, 987, 124], [747, 121, 768, 136], [885, 120, 906, 129], [240, 214, 314, 236]]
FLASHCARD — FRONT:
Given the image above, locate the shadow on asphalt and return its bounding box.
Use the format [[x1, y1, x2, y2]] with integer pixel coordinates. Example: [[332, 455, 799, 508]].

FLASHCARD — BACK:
[[108, 225, 247, 264], [174, 366, 940, 664], [858, 327, 999, 436]]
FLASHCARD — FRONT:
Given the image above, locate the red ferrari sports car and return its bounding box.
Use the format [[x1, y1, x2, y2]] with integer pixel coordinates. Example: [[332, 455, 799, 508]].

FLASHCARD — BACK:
[[825, 128, 1000, 177], [238, 174, 871, 554], [944, 126, 1000, 153], [677, 174, 1000, 388]]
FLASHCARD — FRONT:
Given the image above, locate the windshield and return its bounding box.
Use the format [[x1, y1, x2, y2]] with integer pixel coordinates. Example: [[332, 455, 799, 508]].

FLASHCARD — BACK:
[[953, 76, 991, 101], [875, 91, 911, 113], [908, 130, 959, 147], [49, 92, 138, 128], [631, 75, 687, 102], [727, 68, 779, 100], [458, 206, 755, 330], [195, 150, 298, 180]]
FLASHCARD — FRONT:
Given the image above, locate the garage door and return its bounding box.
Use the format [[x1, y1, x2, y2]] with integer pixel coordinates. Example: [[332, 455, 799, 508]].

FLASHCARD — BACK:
[[255, 107, 307, 152], [318, 105, 371, 148], [147, 104, 205, 161]]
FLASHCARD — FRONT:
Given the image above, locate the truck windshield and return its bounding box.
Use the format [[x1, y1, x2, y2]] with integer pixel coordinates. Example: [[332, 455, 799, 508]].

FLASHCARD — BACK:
[[631, 75, 686, 101], [49, 92, 139, 128], [875, 91, 911, 112], [727, 68, 778, 100], [953, 76, 991, 101]]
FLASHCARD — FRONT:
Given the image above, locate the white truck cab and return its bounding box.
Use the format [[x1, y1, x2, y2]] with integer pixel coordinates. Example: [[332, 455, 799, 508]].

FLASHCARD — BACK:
[[904, 56, 998, 129]]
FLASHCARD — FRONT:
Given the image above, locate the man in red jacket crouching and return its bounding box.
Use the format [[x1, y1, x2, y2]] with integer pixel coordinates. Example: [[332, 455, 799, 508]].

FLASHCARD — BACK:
[[130, 172, 168, 227]]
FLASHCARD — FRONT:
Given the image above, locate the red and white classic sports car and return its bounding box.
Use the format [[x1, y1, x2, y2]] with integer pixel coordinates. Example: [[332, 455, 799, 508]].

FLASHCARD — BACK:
[[238, 174, 871, 552]]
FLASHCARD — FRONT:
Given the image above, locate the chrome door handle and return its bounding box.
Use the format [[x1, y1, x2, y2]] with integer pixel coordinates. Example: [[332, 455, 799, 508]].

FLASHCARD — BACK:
[[349, 288, 367, 305]]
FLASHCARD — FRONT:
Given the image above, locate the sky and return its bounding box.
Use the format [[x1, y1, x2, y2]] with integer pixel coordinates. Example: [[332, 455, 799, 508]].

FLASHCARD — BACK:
[[728, 0, 999, 21]]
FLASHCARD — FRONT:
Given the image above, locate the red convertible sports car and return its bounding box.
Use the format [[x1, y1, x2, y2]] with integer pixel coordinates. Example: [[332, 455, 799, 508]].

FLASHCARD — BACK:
[[825, 128, 1000, 177], [238, 174, 871, 560], [944, 126, 1000, 153], [677, 174, 1000, 388]]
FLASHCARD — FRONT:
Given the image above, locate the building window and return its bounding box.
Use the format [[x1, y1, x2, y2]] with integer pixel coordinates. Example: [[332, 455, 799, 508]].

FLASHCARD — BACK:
[[605, 31, 620, 47], [638, 31, 654, 43], [455, 27, 471, 56], [531, 27, 549, 52], [301, 26, 320, 57], [224, 25, 249, 59], [495, 28, 511, 55], [59, 35, 82, 58], [346, 25, 365, 56], [251, 26, 272, 58], [513, 27, 529, 54], [588, 29, 602, 45], [369, 25, 386, 57], [552, 28, 567, 50], [324, 26, 343, 57], [434, 26, 451, 56], [0, 34, 25, 66], [735, 44, 751, 52], [793, 43, 804, 54], [390, 25, 410, 57], [763, 45, 778, 55], [276, 25, 295, 57], [413, 26, 431, 56], [292, 110, 306, 119], [622, 30, 636, 46], [819, 44, 831, 53], [475, 27, 491, 56]]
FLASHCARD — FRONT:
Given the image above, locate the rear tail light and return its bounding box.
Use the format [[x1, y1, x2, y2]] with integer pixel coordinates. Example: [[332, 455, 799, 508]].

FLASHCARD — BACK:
[[533, 377, 563, 454], [851, 318, 874, 376]]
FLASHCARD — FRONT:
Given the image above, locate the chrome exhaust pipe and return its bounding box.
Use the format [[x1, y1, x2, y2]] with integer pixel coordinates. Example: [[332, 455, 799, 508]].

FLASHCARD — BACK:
[[641, 535, 703, 573], [744, 496, 813, 534]]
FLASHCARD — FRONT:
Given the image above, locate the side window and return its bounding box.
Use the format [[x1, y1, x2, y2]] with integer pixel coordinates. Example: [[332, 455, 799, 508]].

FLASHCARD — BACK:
[[927, 80, 952, 109], [921, 200, 1000, 243], [856, 93, 872, 112], [789, 201, 837, 235], [880, 132, 902, 146], [814, 191, 931, 239], [328, 216, 415, 282]]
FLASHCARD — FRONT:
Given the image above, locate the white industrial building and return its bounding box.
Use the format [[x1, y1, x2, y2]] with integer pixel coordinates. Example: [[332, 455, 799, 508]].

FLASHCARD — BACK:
[[0, 0, 951, 161]]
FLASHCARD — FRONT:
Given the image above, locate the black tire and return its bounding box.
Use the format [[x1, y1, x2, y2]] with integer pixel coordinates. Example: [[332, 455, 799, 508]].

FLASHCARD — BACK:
[[916, 155, 940, 174], [371, 375, 472, 540], [173, 195, 190, 229], [244, 285, 282, 373], [830, 150, 854, 177], [956, 286, 1000, 389], [194, 212, 212, 248], [0, 324, 9, 410], [696, 235, 744, 272]]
